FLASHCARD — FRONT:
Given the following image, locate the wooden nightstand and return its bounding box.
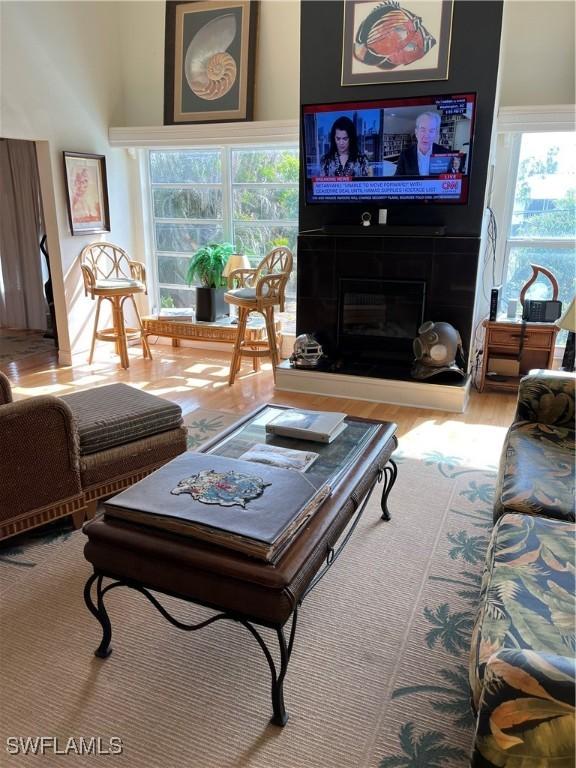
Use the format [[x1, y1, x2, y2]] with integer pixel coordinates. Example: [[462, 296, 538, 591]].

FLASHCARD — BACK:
[[479, 319, 559, 392]]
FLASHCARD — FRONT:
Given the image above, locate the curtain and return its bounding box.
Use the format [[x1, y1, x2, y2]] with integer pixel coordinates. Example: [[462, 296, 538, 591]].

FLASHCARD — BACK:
[[0, 139, 47, 330]]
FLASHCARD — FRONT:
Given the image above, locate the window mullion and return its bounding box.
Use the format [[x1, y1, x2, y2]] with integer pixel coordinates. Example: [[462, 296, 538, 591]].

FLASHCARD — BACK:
[[221, 147, 233, 244]]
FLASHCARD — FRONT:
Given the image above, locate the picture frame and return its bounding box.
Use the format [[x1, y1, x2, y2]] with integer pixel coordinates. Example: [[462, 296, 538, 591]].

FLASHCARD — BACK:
[[341, 0, 454, 86], [63, 152, 110, 236], [164, 0, 259, 125]]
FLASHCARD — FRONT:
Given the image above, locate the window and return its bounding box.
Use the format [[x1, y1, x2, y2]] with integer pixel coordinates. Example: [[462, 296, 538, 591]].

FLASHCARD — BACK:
[[148, 145, 299, 330], [498, 131, 575, 329]]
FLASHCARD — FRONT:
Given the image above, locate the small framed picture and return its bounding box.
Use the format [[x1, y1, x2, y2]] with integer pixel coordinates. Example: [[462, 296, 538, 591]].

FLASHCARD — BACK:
[[63, 152, 110, 236], [342, 0, 454, 86], [164, 0, 259, 125]]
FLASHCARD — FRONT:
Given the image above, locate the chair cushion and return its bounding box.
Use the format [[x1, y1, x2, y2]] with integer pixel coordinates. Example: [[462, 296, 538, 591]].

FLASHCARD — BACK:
[[495, 422, 575, 522], [226, 287, 256, 299], [469, 513, 575, 709], [60, 384, 183, 455], [226, 284, 270, 300], [95, 278, 143, 290]]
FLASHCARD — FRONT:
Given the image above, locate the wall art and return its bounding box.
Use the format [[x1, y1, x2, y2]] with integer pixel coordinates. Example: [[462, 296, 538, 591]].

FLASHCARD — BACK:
[[342, 0, 453, 85], [63, 152, 110, 236], [164, 0, 259, 124]]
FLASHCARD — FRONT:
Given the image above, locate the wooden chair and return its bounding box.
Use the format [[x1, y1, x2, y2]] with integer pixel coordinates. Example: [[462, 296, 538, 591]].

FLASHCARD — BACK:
[[224, 246, 293, 385], [80, 242, 152, 369]]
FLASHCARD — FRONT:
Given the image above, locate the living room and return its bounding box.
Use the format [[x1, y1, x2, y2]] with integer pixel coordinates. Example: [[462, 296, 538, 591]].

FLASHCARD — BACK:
[[1, 1, 575, 767]]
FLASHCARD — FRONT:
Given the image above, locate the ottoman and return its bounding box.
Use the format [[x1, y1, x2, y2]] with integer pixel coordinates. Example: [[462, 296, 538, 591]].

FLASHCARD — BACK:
[[61, 383, 188, 518]]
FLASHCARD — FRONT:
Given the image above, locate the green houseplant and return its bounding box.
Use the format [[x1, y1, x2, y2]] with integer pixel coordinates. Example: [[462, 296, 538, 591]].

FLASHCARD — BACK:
[[186, 242, 235, 322]]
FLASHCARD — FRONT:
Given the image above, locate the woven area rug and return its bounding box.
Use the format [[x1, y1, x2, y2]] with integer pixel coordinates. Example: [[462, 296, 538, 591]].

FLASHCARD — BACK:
[[183, 408, 240, 449], [0, 332, 56, 364], [0, 430, 497, 768]]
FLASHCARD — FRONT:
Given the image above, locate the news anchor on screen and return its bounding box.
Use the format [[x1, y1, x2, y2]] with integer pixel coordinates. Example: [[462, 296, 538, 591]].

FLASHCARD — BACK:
[[394, 112, 450, 176], [320, 116, 372, 177], [448, 154, 464, 173]]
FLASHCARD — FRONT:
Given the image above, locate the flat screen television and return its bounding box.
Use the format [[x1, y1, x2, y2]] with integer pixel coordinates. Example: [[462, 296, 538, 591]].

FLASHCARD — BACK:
[[302, 93, 476, 205]]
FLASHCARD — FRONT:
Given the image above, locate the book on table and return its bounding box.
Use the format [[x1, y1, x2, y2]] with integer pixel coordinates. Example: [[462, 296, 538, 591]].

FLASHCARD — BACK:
[[238, 443, 319, 472], [158, 308, 195, 322], [265, 408, 348, 443], [103, 452, 330, 563]]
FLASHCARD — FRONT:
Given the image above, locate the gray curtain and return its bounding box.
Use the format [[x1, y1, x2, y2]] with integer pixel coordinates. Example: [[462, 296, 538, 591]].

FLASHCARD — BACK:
[[0, 139, 47, 330]]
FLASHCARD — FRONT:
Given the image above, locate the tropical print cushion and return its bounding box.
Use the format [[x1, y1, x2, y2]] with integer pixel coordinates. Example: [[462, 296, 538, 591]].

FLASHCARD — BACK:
[[494, 423, 575, 522], [469, 513, 575, 709], [516, 371, 575, 429], [471, 649, 575, 767]]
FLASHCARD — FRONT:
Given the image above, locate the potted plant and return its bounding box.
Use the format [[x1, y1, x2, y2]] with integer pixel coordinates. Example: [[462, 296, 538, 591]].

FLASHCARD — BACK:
[[186, 242, 235, 322]]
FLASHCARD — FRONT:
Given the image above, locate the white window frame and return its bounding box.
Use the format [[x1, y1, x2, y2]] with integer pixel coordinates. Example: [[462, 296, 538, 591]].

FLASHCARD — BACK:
[[146, 143, 299, 312], [490, 106, 575, 305], [110, 120, 300, 315]]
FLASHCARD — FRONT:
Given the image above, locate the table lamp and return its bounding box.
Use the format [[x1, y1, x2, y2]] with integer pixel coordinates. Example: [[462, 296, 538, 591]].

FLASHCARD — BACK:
[[222, 253, 251, 279], [222, 253, 251, 321], [557, 297, 576, 371]]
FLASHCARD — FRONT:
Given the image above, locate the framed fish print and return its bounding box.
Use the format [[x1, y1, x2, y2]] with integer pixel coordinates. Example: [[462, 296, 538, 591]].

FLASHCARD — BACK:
[[164, 0, 259, 125], [341, 0, 454, 86]]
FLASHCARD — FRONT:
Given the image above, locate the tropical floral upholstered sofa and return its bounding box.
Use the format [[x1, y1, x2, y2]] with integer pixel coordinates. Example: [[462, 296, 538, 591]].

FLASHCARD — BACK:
[[469, 370, 575, 767]]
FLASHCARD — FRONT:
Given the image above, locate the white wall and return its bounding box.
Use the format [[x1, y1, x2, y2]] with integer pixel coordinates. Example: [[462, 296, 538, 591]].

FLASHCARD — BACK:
[[0, 0, 300, 363], [116, 0, 300, 127], [1, 1, 137, 363], [499, 1, 575, 107]]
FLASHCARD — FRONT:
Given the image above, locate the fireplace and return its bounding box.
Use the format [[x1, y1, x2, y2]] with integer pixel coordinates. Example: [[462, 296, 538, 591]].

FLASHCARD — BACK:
[[338, 278, 425, 362], [277, 232, 479, 410], [296, 231, 480, 376]]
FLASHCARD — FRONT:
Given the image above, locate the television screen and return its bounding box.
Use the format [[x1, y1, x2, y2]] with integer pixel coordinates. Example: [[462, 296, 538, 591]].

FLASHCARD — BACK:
[[302, 93, 476, 205]]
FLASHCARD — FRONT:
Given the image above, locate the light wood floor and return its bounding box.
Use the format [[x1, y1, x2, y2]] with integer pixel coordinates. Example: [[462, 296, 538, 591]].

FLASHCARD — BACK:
[[2, 335, 518, 464]]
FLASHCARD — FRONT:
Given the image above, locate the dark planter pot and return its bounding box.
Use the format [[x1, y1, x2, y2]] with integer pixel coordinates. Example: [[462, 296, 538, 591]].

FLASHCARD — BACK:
[[195, 287, 228, 322]]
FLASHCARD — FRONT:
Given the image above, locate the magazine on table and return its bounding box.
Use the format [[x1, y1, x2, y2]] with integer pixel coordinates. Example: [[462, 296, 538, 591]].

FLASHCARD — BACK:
[[265, 409, 348, 443], [238, 443, 319, 472], [103, 453, 331, 563]]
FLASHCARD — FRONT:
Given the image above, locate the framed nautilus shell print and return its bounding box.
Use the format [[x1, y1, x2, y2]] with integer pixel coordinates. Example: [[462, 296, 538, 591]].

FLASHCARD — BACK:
[[341, 0, 453, 86], [164, 0, 259, 124]]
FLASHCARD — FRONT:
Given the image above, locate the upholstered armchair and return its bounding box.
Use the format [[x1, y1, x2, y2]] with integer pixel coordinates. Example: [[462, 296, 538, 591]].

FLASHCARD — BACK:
[[0, 373, 85, 538], [0, 371, 187, 541]]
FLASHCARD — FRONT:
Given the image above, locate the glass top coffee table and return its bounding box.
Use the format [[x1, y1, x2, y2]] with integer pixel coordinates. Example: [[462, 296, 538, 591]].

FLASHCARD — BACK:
[[83, 405, 398, 726]]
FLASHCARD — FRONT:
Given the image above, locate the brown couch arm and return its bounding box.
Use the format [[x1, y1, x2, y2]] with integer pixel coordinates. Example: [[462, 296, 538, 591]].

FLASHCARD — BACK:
[[0, 371, 13, 404], [0, 396, 82, 526]]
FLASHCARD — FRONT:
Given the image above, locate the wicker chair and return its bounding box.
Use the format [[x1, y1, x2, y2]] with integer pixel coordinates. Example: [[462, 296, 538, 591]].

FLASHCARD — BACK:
[[224, 247, 293, 385], [0, 371, 187, 541], [80, 242, 152, 369]]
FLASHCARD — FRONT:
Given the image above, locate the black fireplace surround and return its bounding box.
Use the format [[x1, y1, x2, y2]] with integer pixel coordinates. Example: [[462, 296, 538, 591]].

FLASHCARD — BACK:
[[297, 231, 480, 379]]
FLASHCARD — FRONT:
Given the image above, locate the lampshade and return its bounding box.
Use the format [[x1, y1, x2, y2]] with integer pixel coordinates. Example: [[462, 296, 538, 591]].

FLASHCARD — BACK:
[[557, 297, 576, 333], [222, 253, 250, 277]]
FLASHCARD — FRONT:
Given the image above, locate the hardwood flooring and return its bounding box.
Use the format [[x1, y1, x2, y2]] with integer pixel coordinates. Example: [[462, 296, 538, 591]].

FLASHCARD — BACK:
[[2, 337, 518, 461]]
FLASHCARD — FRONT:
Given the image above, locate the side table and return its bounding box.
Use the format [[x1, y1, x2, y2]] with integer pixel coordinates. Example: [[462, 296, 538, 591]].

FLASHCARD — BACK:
[[142, 315, 282, 371], [479, 319, 558, 392]]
